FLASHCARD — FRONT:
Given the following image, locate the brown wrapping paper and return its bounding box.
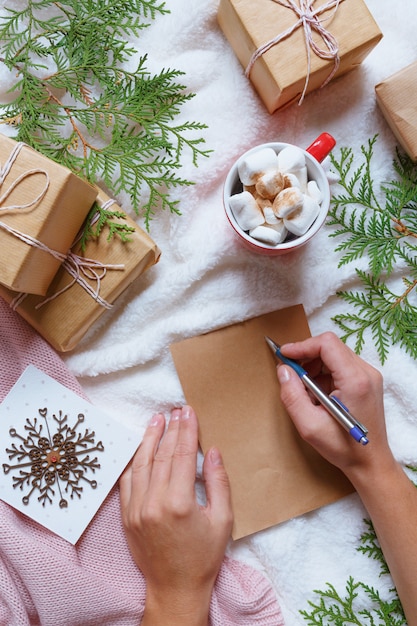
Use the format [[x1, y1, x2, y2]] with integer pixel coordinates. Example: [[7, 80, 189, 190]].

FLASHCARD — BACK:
[[0, 134, 97, 295], [217, 0, 383, 113], [0, 191, 161, 352], [375, 61, 417, 161], [170, 305, 354, 540]]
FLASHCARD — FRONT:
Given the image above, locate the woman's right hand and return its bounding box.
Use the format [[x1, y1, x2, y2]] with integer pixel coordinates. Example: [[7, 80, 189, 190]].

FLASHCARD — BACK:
[[276, 331, 394, 480], [276, 332, 417, 626]]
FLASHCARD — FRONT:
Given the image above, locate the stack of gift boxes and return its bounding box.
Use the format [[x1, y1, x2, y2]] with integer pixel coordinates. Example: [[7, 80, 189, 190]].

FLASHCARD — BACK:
[[0, 134, 160, 352], [217, 0, 417, 161]]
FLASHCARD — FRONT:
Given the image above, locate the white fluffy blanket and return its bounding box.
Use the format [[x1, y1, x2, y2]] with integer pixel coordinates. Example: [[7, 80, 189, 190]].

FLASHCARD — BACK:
[[15, 0, 417, 622]]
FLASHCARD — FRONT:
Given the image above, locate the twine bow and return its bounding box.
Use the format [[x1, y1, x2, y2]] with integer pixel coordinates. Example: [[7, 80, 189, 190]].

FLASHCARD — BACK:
[[245, 0, 343, 105], [33, 202, 125, 310], [1, 144, 125, 311]]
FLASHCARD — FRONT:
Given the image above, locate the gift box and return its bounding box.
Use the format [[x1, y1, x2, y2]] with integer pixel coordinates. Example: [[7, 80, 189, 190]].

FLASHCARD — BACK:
[[0, 191, 161, 352], [217, 0, 383, 113], [0, 134, 97, 295], [375, 61, 417, 161]]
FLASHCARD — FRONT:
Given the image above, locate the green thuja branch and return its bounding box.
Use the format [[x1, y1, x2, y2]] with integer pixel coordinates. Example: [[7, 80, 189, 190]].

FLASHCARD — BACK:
[[327, 136, 417, 364], [79, 201, 136, 250], [301, 468, 417, 624], [0, 0, 211, 237], [300, 522, 406, 625]]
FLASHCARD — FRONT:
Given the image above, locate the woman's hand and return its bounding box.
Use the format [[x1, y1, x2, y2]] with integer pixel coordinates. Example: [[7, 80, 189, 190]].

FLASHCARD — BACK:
[[119, 405, 233, 626], [276, 331, 393, 478], [277, 331, 417, 625]]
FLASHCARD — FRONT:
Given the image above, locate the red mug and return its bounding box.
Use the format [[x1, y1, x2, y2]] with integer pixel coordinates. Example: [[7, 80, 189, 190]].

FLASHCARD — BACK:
[[223, 133, 335, 256]]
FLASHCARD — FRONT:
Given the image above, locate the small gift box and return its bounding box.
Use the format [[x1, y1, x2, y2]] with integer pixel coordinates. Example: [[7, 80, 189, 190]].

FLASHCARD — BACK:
[[375, 61, 417, 161], [217, 0, 383, 113], [0, 134, 97, 295], [0, 191, 161, 352]]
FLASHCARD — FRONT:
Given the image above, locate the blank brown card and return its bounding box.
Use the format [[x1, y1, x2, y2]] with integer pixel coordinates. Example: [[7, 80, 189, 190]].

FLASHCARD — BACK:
[[170, 304, 354, 540]]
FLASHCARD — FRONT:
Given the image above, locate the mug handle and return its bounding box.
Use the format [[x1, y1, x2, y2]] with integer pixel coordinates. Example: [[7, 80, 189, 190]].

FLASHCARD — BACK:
[[306, 132, 336, 163]]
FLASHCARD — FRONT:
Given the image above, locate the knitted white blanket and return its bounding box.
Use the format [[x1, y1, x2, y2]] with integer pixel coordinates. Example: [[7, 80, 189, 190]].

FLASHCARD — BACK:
[[4, 1, 417, 623]]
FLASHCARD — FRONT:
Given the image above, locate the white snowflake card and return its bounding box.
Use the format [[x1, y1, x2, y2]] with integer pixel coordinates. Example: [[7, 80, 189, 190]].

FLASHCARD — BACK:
[[0, 365, 141, 544]]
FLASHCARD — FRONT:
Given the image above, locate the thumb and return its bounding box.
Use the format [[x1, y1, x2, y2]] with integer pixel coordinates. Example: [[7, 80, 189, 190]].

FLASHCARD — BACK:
[[277, 363, 329, 442], [203, 447, 233, 527], [277, 363, 312, 422]]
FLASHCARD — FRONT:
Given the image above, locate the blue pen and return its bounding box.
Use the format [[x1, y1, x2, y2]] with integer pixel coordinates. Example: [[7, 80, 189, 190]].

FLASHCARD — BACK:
[[265, 336, 369, 445]]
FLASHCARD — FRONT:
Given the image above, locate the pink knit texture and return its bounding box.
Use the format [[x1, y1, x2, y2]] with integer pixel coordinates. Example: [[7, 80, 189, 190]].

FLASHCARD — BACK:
[[0, 297, 284, 625]]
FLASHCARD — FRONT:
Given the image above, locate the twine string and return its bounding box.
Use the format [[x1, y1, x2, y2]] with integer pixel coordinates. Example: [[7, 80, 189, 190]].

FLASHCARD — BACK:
[[11, 202, 125, 311], [0, 142, 50, 213], [0, 144, 126, 309], [35, 251, 124, 310], [245, 0, 342, 104], [0, 142, 58, 255]]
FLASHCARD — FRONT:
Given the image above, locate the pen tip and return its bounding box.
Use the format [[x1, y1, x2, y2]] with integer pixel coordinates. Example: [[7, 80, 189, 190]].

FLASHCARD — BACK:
[[265, 336, 279, 352]]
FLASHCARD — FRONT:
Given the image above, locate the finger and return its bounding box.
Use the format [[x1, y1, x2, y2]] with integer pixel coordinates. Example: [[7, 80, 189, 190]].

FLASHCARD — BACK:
[[203, 447, 233, 531], [281, 332, 361, 385], [277, 364, 337, 441], [169, 405, 199, 500], [148, 407, 182, 490], [119, 413, 165, 512]]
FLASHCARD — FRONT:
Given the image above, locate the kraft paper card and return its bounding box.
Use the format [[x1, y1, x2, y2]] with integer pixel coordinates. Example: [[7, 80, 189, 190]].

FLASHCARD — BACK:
[[170, 305, 354, 540]]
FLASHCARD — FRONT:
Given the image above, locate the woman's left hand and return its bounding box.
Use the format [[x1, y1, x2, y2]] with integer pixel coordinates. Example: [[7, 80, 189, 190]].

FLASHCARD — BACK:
[[119, 405, 233, 626]]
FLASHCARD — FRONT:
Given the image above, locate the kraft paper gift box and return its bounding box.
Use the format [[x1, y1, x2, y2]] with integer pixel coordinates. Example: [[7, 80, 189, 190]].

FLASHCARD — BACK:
[[217, 0, 383, 113], [375, 61, 417, 161], [0, 133, 97, 295], [0, 192, 161, 352]]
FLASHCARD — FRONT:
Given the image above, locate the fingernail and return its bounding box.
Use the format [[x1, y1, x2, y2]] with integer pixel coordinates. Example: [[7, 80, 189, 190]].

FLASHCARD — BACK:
[[148, 413, 163, 427], [181, 405, 192, 420], [277, 364, 291, 383], [210, 447, 223, 466], [171, 408, 181, 421]]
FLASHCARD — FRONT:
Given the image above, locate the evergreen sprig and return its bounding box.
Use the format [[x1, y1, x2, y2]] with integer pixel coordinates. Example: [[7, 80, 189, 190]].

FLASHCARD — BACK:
[[300, 521, 406, 625], [301, 469, 417, 624], [0, 0, 211, 238], [327, 136, 417, 364]]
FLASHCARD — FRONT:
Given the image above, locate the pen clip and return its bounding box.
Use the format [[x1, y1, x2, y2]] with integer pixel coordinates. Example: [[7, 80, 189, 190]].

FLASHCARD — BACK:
[[331, 395, 368, 436]]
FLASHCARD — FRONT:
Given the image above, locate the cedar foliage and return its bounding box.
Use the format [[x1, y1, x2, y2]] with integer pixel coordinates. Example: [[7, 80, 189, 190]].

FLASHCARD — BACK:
[[0, 0, 210, 240], [328, 136, 417, 364]]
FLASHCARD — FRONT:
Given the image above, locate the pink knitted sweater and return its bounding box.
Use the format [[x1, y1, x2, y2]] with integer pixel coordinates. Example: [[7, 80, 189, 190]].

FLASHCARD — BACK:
[[0, 297, 284, 626]]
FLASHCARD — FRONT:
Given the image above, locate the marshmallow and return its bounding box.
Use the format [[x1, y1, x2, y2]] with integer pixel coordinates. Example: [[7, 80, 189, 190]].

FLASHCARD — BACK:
[[269, 220, 288, 243], [283, 173, 301, 189], [267, 219, 288, 241], [277, 145, 306, 173], [262, 205, 280, 225], [272, 187, 304, 219], [255, 170, 284, 199], [256, 196, 273, 212], [307, 179, 323, 204], [284, 194, 320, 236], [249, 223, 287, 245], [229, 190, 264, 231], [291, 165, 308, 192], [237, 148, 279, 186]]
